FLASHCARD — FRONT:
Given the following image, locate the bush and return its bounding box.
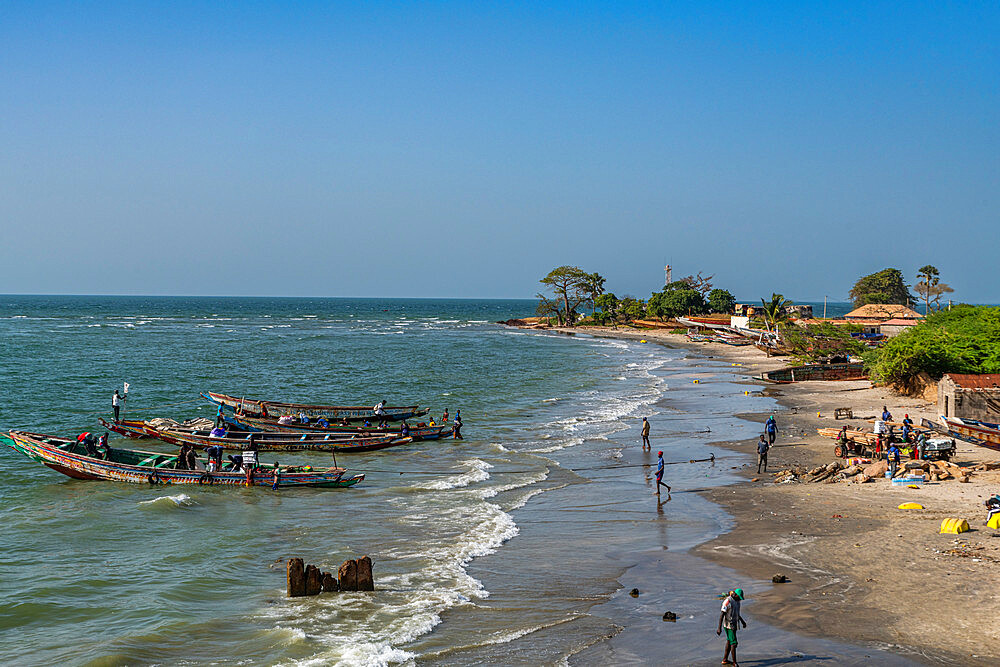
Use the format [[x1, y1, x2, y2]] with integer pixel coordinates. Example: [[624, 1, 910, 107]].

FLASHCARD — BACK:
[[864, 306, 1000, 388]]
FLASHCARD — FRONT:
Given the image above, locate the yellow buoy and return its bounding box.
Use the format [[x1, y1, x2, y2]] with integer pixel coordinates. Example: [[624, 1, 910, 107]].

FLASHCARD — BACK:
[[640, 339, 647, 343], [939, 518, 970, 534], [898, 503, 924, 510], [693, 379, 699, 384]]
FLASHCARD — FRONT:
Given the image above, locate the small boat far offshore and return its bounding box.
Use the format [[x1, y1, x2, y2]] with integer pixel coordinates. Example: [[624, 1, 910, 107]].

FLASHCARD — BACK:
[[203, 392, 428, 422], [3, 431, 365, 488]]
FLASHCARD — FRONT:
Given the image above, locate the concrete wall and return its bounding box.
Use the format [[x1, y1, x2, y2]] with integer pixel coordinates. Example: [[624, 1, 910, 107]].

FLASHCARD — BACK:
[[938, 376, 1000, 421]]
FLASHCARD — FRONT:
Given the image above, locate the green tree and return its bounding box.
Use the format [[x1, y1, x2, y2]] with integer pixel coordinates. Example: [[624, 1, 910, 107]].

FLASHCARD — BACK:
[[593, 292, 619, 325], [759, 293, 792, 330], [648, 281, 706, 320], [582, 272, 607, 313], [848, 268, 915, 308], [538, 266, 591, 326], [864, 306, 1000, 391], [915, 265, 954, 315], [619, 297, 646, 322], [707, 289, 736, 314]]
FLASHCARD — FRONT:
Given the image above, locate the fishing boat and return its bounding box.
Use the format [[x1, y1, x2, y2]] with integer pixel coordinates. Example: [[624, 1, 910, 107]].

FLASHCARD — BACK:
[[760, 363, 867, 384], [933, 416, 1000, 451], [100, 419, 415, 453], [4, 431, 364, 488], [223, 413, 453, 439], [203, 392, 428, 422]]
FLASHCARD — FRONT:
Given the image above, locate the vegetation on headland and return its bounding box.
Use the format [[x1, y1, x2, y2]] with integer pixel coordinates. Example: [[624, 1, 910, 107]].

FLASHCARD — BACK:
[[864, 305, 1000, 390], [848, 268, 915, 308]]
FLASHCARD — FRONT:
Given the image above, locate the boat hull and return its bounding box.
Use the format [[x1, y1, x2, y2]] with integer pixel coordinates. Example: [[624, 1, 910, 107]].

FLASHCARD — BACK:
[[760, 363, 867, 383], [224, 414, 452, 439], [204, 392, 428, 422], [4, 432, 363, 488], [100, 419, 416, 453]]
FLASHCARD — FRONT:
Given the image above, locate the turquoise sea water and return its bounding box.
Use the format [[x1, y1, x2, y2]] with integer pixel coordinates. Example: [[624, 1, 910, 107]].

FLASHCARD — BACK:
[[0, 297, 920, 666]]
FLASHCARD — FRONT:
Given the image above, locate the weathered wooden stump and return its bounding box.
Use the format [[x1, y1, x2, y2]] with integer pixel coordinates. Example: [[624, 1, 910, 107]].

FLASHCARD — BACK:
[[339, 558, 358, 591], [305, 564, 323, 596], [287, 558, 306, 597], [321, 572, 339, 593], [356, 556, 374, 591]]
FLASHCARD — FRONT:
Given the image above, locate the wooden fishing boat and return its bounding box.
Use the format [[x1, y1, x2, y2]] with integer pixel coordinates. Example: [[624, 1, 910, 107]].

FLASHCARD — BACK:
[[100, 418, 416, 453], [760, 363, 867, 384], [223, 413, 453, 439], [4, 431, 364, 488], [203, 392, 428, 422], [936, 417, 1000, 451]]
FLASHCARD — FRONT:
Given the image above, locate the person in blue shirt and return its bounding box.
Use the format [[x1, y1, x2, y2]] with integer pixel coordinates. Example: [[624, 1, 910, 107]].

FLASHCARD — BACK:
[[887, 443, 901, 477], [400, 420, 410, 437], [882, 406, 893, 422], [764, 415, 777, 445], [757, 435, 770, 473], [654, 451, 671, 495]]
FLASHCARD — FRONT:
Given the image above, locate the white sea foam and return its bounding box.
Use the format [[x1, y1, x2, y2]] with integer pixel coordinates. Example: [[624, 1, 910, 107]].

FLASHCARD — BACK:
[[138, 493, 196, 508], [414, 459, 492, 490]]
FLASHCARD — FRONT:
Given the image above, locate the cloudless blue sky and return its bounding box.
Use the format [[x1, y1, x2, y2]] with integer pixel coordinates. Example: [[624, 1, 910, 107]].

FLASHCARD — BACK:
[[2, 2, 997, 301]]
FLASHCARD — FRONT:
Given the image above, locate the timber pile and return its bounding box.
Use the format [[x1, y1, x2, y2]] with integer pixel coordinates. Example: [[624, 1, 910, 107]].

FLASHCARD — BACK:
[[287, 556, 374, 597], [817, 427, 878, 445]]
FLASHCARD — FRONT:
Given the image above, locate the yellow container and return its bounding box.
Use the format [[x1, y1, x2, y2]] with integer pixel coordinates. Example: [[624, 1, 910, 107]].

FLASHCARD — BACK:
[[897, 502, 924, 510], [987, 513, 1000, 530], [939, 518, 970, 534]]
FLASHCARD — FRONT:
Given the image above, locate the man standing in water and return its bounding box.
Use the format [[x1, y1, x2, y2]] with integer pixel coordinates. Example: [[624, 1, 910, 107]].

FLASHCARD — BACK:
[[641, 417, 651, 450], [764, 415, 777, 446], [453, 410, 463, 439], [112, 390, 124, 423], [717, 588, 747, 666], [654, 451, 670, 495]]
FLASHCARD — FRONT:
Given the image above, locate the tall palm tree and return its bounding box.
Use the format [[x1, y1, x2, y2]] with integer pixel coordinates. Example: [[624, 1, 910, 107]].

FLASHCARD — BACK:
[[759, 293, 793, 331]]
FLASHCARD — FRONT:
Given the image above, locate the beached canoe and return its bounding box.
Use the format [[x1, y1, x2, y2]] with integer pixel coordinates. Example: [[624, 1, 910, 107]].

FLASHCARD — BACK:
[[4, 431, 364, 488], [760, 363, 867, 383], [223, 413, 453, 439], [203, 392, 428, 422], [933, 417, 1000, 451], [100, 418, 416, 453]]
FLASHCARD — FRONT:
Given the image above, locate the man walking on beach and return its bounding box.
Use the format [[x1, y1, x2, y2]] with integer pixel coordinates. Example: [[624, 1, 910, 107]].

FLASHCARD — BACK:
[[717, 588, 747, 666], [654, 451, 670, 495], [641, 417, 650, 450], [112, 390, 124, 423], [764, 415, 777, 445], [756, 435, 769, 474]]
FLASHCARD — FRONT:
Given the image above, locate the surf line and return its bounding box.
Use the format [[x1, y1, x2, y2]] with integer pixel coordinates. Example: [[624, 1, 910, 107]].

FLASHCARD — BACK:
[[356, 454, 717, 476]]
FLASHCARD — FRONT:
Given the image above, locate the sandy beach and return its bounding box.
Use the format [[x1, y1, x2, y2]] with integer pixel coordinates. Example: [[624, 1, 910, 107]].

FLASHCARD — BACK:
[[553, 325, 1000, 664]]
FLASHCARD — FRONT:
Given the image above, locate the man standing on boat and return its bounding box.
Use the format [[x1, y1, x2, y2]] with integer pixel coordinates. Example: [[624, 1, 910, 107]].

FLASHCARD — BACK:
[[112, 390, 125, 423], [641, 417, 651, 450], [374, 400, 387, 428]]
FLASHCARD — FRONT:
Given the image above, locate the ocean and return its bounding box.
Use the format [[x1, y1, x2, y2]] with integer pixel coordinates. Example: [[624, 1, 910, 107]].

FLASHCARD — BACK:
[[0, 296, 916, 665]]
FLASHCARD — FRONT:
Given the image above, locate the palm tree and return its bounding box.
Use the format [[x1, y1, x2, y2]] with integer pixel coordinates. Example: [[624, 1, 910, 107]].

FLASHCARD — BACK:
[[759, 293, 793, 331]]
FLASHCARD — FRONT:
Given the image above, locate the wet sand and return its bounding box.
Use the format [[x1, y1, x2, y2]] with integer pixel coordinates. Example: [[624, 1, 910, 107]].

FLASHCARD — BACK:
[[550, 325, 1000, 665]]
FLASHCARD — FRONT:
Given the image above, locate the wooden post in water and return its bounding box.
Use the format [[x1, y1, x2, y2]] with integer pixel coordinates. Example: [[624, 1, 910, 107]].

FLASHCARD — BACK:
[[287, 558, 305, 597], [356, 556, 374, 591], [338, 558, 358, 591], [305, 565, 323, 595]]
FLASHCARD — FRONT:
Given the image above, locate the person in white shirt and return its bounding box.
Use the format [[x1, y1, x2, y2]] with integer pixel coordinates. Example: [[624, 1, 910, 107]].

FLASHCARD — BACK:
[[717, 588, 747, 666], [112, 390, 125, 422]]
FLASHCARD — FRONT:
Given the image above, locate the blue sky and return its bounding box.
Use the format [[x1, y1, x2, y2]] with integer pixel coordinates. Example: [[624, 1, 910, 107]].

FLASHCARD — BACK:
[[1, 2, 997, 302]]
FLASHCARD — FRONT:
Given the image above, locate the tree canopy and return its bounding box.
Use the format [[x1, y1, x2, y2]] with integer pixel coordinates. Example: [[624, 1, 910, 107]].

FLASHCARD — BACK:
[[647, 281, 706, 320], [915, 265, 954, 315], [864, 306, 1000, 390], [707, 289, 736, 314], [537, 266, 605, 326], [849, 268, 915, 308]]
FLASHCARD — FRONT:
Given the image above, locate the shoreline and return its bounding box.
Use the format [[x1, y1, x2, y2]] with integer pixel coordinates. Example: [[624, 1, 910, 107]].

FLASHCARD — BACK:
[[539, 324, 1000, 664]]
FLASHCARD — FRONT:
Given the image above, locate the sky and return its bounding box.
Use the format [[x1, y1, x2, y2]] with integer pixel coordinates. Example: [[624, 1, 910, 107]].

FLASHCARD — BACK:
[[1, 2, 997, 302]]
